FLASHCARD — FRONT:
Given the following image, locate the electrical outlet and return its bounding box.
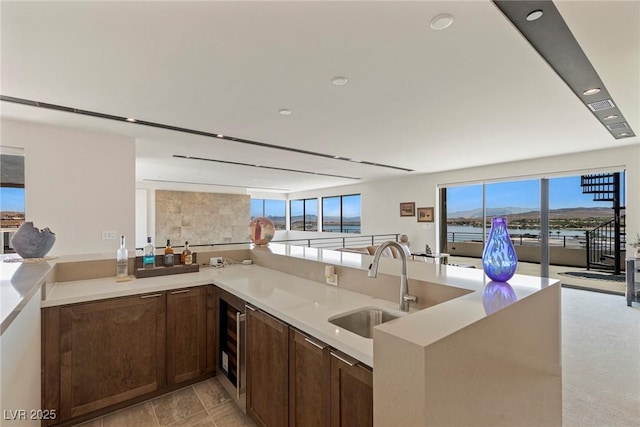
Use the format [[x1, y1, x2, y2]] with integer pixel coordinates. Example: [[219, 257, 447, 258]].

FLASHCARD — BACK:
[[102, 230, 117, 240]]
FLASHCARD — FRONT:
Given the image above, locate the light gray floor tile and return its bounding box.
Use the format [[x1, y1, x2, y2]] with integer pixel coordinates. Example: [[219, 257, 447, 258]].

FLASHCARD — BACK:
[[208, 402, 255, 427], [166, 410, 215, 427], [152, 387, 206, 426], [75, 417, 103, 427], [102, 402, 157, 427], [193, 378, 232, 410]]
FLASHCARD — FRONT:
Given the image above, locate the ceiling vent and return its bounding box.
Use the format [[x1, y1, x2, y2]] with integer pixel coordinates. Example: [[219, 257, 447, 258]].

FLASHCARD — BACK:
[[606, 122, 628, 131], [587, 99, 616, 112]]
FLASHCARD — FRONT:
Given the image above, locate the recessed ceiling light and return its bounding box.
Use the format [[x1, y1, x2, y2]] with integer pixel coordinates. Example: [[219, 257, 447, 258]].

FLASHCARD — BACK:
[[278, 109, 292, 115], [603, 115, 618, 120], [126, 118, 136, 122], [216, 134, 224, 138], [526, 10, 544, 21], [331, 76, 348, 86], [583, 88, 601, 96], [430, 13, 454, 30]]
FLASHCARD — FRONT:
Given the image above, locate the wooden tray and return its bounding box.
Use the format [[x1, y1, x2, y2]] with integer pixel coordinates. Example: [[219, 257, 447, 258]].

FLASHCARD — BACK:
[[134, 255, 199, 278]]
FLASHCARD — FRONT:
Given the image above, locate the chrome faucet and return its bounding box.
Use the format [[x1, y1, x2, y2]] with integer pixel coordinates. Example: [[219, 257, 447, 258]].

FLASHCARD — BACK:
[[368, 241, 418, 312]]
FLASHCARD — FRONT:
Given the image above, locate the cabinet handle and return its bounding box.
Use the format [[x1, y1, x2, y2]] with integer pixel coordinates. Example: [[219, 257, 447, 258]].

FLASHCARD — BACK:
[[304, 337, 327, 350], [330, 351, 358, 367], [245, 304, 256, 311], [140, 293, 162, 299], [170, 289, 190, 294]]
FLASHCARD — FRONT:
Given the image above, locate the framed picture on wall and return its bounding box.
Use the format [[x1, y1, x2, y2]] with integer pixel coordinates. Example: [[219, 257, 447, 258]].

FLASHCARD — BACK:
[[400, 202, 415, 217], [417, 207, 434, 222]]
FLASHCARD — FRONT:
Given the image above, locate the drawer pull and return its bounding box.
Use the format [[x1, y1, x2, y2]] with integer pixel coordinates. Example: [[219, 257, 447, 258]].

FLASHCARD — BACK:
[[140, 293, 162, 299], [245, 304, 256, 311], [330, 351, 358, 367], [304, 337, 327, 350], [170, 289, 190, 295]]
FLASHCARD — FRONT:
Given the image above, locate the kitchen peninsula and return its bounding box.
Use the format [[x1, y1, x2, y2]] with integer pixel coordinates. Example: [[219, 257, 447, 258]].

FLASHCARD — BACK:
[[1, 243, 561, 426]]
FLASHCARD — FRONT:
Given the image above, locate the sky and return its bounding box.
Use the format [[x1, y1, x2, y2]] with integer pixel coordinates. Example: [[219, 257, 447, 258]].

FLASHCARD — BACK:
[[447, 174, 624, 213], [0, 188, 25, 212]]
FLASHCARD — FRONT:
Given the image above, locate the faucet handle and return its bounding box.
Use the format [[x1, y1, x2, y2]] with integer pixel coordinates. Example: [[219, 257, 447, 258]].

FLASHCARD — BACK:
[[403, 294, 418, 303]]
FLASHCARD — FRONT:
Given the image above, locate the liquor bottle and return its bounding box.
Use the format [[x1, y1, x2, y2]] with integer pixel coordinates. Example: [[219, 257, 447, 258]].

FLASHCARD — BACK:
[[163, 239, 174, 267], [116, 235, 128, 278], [143, 237, 155, 269], [181, 241, 193, 265]]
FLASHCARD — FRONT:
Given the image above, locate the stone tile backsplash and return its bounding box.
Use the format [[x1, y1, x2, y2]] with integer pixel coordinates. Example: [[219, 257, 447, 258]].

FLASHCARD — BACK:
[[156, 190, 250, 247]]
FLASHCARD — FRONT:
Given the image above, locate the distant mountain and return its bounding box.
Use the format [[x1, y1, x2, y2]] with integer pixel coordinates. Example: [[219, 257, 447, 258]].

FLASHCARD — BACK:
[[448, 206, 613, 219], [448, 207, 535, 218]]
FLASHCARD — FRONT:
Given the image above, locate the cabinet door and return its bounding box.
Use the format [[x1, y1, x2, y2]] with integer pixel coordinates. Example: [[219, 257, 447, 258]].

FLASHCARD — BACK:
[[58, 293, 166, 420], [330, 351, 373, 427], [246, 305, 289, 427], [167, 286, 207, 385], [289, 329, 331, 427]]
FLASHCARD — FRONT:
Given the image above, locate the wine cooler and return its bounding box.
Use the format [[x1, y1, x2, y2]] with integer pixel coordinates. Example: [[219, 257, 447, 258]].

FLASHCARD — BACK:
[[216, 288, 246, 412]]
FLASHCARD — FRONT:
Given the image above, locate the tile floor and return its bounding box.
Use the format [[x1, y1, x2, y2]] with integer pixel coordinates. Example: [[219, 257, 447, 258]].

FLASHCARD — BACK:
[[77, 378, 255, 427]]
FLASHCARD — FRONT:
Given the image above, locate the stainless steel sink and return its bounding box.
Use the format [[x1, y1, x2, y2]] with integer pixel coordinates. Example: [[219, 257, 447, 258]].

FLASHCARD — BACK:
[[328, 307, 401, 339]]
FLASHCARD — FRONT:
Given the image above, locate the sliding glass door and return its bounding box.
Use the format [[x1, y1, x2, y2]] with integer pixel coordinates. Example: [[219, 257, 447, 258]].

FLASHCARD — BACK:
[[442, 171, 626, 278]]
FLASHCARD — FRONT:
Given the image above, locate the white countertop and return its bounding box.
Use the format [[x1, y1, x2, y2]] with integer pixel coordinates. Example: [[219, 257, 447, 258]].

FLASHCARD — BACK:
[[41, 263, 409, 367], [0, 256, 52, 334], [2, 245, 559, 367]]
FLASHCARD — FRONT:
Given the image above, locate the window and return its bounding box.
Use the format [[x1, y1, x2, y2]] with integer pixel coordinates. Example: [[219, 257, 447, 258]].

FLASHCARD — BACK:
[[289, 198, 318, 231], [322, 194, 361, 233], [250, 198, 286, 230], [1, 149, 25, 254]]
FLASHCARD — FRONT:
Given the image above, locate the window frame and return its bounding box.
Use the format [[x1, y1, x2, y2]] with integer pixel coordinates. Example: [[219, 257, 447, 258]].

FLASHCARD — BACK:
[[250, 198, 286, 230], [322, 193, 361, 233], [289, 198, 318, 231]]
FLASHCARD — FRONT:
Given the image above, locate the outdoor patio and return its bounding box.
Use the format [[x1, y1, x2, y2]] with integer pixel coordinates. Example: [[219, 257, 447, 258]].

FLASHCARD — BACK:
[[448, 255, 626, 295]]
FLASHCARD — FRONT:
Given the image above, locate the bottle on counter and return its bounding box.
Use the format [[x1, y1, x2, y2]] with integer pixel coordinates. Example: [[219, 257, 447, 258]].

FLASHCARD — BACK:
[[116, 235, 128, 278], [163, 239, 174, 267], [143, 236, 155, 269], [181, 241, 193, 265]]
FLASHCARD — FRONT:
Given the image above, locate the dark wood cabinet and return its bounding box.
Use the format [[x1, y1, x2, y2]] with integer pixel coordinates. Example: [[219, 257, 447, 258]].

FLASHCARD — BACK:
[[47, 292, 167, 422], [42, 285, 217, 426], [330, 351, 373, 427], [206, 285, 217, 374], [289, 329, 331, 427], [166, 286, 207, 385], [246, 305, 289, 427]]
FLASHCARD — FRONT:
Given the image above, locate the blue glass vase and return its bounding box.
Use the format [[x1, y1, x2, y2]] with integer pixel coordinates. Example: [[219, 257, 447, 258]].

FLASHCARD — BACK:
[[482, 217, 517, 282]]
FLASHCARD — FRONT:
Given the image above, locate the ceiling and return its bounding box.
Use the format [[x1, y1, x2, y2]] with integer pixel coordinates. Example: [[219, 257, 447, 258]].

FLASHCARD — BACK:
[[1, 0, 638, 194]]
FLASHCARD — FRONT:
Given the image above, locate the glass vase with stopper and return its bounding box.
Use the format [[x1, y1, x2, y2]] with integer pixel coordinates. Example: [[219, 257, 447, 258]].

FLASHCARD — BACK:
[[116, 236, 128, 278]]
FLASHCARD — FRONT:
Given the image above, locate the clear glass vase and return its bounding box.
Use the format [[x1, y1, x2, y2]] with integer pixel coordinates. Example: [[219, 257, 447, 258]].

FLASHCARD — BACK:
[[482, 217, 518, 282]]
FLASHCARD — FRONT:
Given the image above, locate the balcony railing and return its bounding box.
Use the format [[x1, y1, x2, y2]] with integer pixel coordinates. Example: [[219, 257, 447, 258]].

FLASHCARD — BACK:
[[447, 231, 586, 248], [139, 233, 400, 251]]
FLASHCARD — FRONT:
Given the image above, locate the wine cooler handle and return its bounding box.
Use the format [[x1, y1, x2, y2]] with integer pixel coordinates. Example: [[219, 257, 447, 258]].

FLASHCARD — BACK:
[[236, 311, 246, 399]]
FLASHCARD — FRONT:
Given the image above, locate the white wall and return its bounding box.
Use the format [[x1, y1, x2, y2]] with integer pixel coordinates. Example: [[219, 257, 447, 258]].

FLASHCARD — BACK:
[[1, 119, 136, 256], [288, 145, 640, 255]]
